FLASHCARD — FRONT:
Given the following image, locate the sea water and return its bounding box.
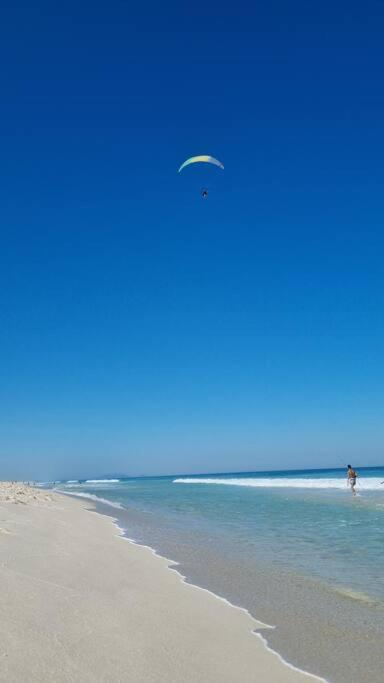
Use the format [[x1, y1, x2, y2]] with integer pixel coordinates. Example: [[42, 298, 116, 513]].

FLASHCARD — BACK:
[[52, 468, 384, 682]]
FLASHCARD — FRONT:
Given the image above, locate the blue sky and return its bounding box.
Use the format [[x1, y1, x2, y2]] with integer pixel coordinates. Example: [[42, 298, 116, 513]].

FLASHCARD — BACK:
[[1, 1, 383, 479]]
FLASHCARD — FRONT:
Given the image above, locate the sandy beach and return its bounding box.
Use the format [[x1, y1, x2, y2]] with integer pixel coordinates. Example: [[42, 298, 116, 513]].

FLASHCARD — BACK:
[[0, 483, 322, 682]]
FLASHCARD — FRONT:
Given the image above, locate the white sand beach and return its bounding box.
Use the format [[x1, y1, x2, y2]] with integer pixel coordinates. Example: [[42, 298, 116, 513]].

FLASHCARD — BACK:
[[0, 483, 322, 682]]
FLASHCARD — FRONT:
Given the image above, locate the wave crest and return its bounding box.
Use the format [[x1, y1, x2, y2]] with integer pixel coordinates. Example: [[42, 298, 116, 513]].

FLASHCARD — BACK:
[[85, 479, 120, 483], [57, 490, 124, 509], [173, 477, 384, 491]]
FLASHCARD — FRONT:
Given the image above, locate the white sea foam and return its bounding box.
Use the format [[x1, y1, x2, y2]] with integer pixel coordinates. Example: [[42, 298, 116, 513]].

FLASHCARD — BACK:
[[173, 477, 384, 491], [85, 479, 120, 483], [109, 522, 326, 681], [66, 480, 78, 484], [57, 490, 124, 509]]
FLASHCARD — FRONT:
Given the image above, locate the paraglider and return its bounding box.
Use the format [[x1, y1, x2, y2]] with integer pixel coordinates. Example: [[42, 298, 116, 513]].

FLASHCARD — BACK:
[[178, 155, 224, 173], [178, 155, 224, 198]]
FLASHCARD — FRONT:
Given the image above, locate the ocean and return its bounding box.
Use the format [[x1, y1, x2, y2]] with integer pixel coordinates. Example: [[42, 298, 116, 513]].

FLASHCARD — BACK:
[[50, 467, 384, 682]]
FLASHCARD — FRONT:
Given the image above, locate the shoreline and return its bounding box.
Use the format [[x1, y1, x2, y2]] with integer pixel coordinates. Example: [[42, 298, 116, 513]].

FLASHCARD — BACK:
[[110, 518, 326, 683], [59, 488, 326, 682], [1, 483, 322, 682], [56, 484, 384, 683]]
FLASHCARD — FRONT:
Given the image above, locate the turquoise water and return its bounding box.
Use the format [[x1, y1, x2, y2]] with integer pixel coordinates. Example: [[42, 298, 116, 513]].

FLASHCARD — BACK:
[[51, 467, 384, 682], [54, 466, 384, 601]]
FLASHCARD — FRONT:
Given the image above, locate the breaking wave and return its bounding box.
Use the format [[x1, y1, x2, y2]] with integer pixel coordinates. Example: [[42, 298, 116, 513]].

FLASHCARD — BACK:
[[85, 479, 120, 483], [173, 477, 384, 491], [57, 490, 124, 509]]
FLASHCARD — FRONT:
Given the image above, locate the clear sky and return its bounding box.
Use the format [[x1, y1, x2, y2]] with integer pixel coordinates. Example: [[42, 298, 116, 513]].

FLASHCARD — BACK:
[[1, 1, 384, 480]]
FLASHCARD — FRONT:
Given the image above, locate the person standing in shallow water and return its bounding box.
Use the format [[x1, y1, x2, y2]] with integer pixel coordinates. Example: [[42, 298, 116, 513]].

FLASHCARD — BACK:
[[347, 465, 357, 495]]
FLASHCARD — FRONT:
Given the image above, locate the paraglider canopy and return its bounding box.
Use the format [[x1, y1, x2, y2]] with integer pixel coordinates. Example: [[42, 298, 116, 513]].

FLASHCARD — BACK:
[[178, 155, 224, 173]]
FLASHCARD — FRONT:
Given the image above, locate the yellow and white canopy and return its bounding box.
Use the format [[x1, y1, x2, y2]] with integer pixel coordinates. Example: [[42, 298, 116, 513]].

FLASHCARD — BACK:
[[178, 155, 224, 173]]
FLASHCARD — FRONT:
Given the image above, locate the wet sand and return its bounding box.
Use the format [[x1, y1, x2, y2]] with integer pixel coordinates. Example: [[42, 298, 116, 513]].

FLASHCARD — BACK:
[[104, 498, 384, 683], [0, 483, 321, 682]]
